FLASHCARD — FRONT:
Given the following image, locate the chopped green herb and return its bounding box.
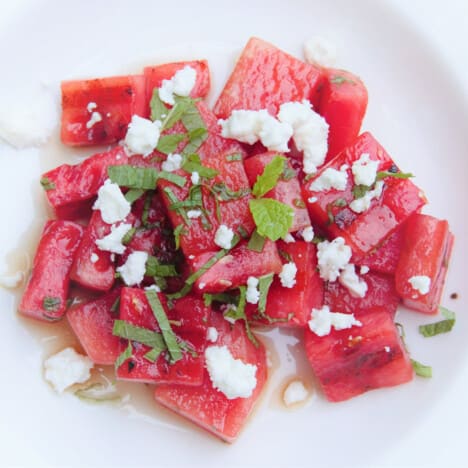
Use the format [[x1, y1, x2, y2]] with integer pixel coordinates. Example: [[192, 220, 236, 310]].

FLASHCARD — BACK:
[[173, 224, 186, 249], [411, 359, 432, 378], [156, 133, 186, 155], [333, 198, 348, 207], [158, 171, 187, 188], [124, 188, 145, 204], [247, 229, 266, 252], [113, 320, 166, 350], [163, 188, 190, 224], [114, 341, 133, 370], [42, 296, 61, 312], [122, 227, 136, 245], [252, 155, 286, 198], [162, 96, 192, 130], [352, 184, 371, 199], [203, 292, 238, 307], [211, 182, 250, 201], [40, 177, 55, 191], [182, 153, 218, 179], [330, 75, 356, 85], [110, 296, 120, 315], [226, 153, 243, 162], [376, 170, 414, 181], [281, 166, 296, 181], [144, 347, 164, 362], [74, 382, 121, 404], [145, 290, 183, 363], [180, 100, 208, 154], [108, 166, 158, 190], [419, 307, 456, 337], [278, 249, 293, 263], [168, 236, 240, 300], [145, 256, 178, 277], [237, 225, 249, 239], [141, 191, 153, 226], [258, 273, 274, 314], [224, 286, 258, 347], [150, 88, 168, 122], [249, 198, 294, 241], [293, 198, 306, 208]]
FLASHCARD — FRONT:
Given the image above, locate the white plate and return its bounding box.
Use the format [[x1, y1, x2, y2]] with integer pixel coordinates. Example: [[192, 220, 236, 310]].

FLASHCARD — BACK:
[[0, 1, 467, 466]]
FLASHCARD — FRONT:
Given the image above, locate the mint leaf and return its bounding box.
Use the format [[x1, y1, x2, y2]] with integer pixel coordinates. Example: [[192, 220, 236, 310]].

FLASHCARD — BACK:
[[150, 88, 168, 122], [112, 320, 166, 350], [180, 102, 208, 155], [42, 296, 61, 312], [145, 256, 178, 277], [40, 177, 55, 191], [258, 273, 274, 314], [108, 165, 186, 190], [376, 170, 414, 181], [249, 198, 294, 241], [124, 188, 145, 204], [114, 341, 133, 371], [247, 229, 266, 252], [419, 307, 456, 337], [182, 153, 218, 179], [211, 182, 250, 201], [252, 155, 286, 198], [330, 75, 356, 85], [411, 359, 432, 378], [162, 97, 192, 130], [226, 153, 243, 162], [156, 133, 186, 155], [145, 290, 183, 363]]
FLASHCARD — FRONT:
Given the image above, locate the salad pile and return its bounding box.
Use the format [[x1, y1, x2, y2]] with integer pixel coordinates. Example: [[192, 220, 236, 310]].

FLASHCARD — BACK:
[[18, 37, 455, 442]]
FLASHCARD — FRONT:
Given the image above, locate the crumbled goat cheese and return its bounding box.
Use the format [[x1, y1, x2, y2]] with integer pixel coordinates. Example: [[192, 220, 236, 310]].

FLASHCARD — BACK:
[[86, 111, 102, 129], [191, 171, 200, 185], [349, 180, 384, 213], [86, 102, 97, 112], [352, 153, 379, 186], [186, 209, 202, 219], [93, 179, 131, 224], [308, 305, 362, 337], [246, 276, 260, 304], [95, 223, 132, 254], [161, 153, 182, 172], [339, 264, 368, 298], [310, 167, 348, 192], [214, 225, 234, 250], [205, 345, 257, 399], [279, 262, 298, 288], [116, 251, 148, 286], [0, 86, 58, 148], [308, 196, 318, 203], [277, 100, 329, 174], [44, 347, 93, 393], [159, 65, 197, 106], [144, 284, 161, 292], [317, 237, 352, 282], [90, 253, 99, 264], [206, 327, 219, 343], [360, 265, 370, 275], [219, 109, 292, 152], [0, 271, 23, 288], [303, 37, 337, 67], [282, 233, 296, 243], [283, 380, 309, 407], [257, 113, 293, 152], [300, 226, 315, 242], [408, 275, 431, 295], [124, 115, 161, 157], [384, 346, 391, 353]]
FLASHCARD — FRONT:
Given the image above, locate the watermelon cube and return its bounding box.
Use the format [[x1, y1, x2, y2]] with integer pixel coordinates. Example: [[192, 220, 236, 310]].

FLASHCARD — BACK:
[[304, 307, 413, 402], [303, 132, 426, 257], [154, 310, 267, 443], [214, 37, 324, 119], [67, 288, 121, 365]]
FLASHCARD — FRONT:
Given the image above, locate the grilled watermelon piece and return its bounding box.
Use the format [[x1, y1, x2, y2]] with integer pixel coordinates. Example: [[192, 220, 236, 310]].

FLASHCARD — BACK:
[[304, 307, 413, 402], [318, 68, 368, 162], [61, 74, 146, 146], [395, 214, 454, 314], [247, 240, 324, 327], [214, 37, 324, 119], [154, 310, 267, 443], [67, 288, 121, 365], [115, 288, 208, 385]]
